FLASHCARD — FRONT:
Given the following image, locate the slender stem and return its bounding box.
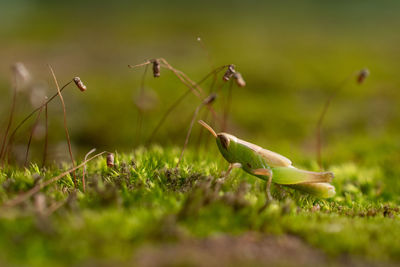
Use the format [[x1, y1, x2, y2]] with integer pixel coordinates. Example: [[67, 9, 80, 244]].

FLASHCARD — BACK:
[[222, 79, 234, 131], [136, 64, 149, 144], [197, 37, 215, 70], [128, 61, 151, 69], [158, 61, 202, 98], [42, 103, 49, 168], [24, 105, 44, 167], [82, 148, 96, 193], [0, 74, 18, 161], [176, 103, 204, 168], [129, 59, 225, 143], [136, 110, 143, 145], [197, 65, 229, 85], [146, 89, 192, 145], [315, 73, 356, 169], [195, 108, 210, 148], [1, 81, 72, 165], [48, 65, 76, 186], [145, 65, 228, 145]]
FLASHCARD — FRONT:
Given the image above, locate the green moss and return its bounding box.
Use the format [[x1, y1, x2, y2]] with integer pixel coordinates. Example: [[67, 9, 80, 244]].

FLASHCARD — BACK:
[[0, 147, 399, 266]]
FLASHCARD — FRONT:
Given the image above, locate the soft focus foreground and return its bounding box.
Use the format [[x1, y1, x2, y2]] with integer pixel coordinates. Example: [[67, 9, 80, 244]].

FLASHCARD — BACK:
[[0, 149, 399, 266]]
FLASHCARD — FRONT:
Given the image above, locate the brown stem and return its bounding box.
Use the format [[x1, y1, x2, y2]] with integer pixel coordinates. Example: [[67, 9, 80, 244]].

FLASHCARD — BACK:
[[129, 59, 225, 140], [157, 61, 222, 125], [158, 60, 202, 98], [0, 74, 18, 161], [1, 81, 73, 165], [48, 65, 76, 187], [145, 65, 228, 145], [42, 103, 49, 168], [197, 37, 215, 70], [128, 61, 151, 69], [195, 108, 210, 148], [146, 89, 192, 145], [81, 148, 96, 193], [24, 105, 44, 167], [222, 79, 234, 131], [176, 102, 205, 168], [135, 64, 149, 144], [315, 73, 356, 170]]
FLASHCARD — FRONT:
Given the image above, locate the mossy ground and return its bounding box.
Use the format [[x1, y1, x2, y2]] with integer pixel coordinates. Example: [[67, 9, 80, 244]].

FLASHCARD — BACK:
[[0, 147, 399, 266]]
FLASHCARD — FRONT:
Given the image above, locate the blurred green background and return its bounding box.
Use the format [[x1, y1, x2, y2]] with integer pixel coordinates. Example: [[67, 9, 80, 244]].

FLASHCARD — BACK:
[[1, 0, 400, 166]]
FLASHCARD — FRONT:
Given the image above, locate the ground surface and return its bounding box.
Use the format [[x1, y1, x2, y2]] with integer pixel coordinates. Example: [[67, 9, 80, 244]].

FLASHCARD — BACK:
[[0, 147, 399, 266]]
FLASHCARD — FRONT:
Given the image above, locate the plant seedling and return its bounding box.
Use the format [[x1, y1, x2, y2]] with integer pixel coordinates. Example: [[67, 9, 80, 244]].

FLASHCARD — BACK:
[[198, 120, 336, 201]]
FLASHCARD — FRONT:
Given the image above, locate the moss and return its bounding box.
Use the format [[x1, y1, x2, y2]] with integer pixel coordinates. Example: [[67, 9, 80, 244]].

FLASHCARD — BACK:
[[0, 147, 399, 266]]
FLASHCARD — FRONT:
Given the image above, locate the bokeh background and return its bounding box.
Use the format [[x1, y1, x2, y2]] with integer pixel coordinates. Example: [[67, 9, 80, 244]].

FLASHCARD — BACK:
[[1, 0, 400, 166]]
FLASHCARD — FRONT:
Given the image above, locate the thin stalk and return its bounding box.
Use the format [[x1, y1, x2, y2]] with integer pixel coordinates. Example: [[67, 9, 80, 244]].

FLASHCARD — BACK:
[[145, 65, 228, 144], [0, 74, 18, 161], [222, 79, 234, 131], [158, 61, 202, 98], [24, 105, 44, 167], [146, 89, 192, 145], [197, 37, 215, 70], [195, 108, 210, 148], [48, 65, 76, 187], [196, 37, 220, 94], [1, 81, 73, 165], [42, 103, 49, 168], [81, 148, 96, 193], [135, 64, 149, 144], [128, 61, 151, 69], [176, 102, 206, 168], [315, 73, 355, 169]]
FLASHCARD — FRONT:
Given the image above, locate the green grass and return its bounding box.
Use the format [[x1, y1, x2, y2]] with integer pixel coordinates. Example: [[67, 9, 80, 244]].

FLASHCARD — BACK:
[[0, 147, 399, 266]]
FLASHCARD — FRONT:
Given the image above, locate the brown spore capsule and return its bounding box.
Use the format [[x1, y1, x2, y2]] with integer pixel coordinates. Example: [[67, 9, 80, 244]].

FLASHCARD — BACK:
[[233, 72, 246, 87], [151, 59, 161, 78], [222, 65, 236, 82], [203, 93, 217, 105], [357, 68, 370, 84], [106, 153, 115, 168], [73, 77, 87, 92]]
